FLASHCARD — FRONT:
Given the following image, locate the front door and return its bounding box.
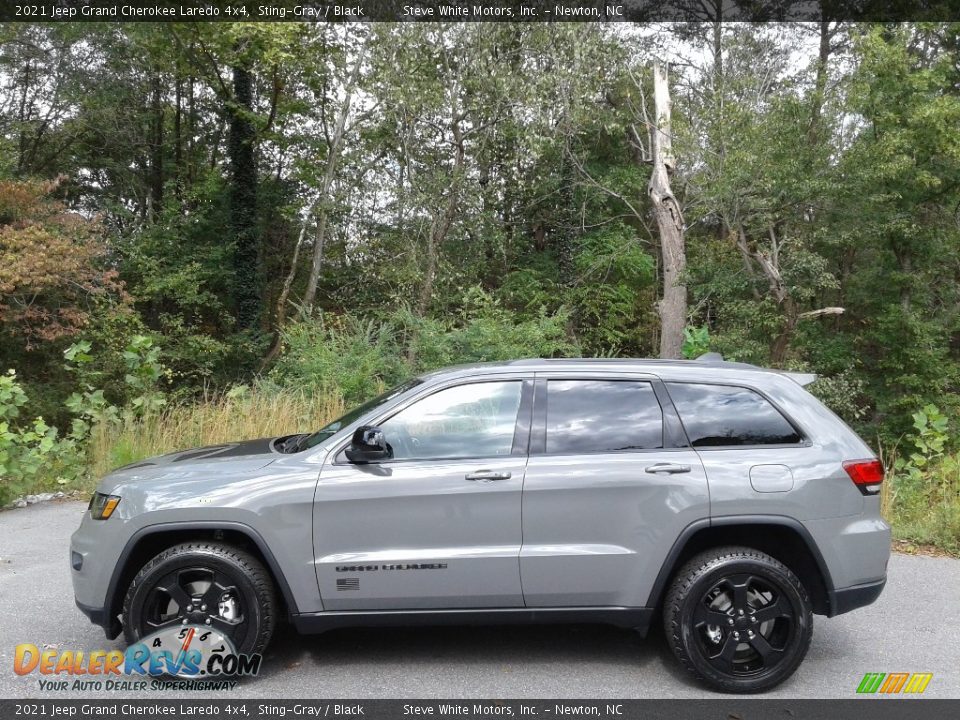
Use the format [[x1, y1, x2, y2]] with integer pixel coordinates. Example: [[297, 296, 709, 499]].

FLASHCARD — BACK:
[[313, 377, 532, 610]]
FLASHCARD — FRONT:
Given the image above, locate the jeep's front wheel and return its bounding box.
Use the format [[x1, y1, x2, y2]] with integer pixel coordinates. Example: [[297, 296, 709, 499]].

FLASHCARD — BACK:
[[663, 546, 813, 693], [122, 542, 277, 655]]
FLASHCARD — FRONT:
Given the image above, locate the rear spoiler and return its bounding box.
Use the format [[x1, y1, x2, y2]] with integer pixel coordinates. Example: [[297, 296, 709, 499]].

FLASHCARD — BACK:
[[694, 352, 818, 387], [780, 371, 817, 387]]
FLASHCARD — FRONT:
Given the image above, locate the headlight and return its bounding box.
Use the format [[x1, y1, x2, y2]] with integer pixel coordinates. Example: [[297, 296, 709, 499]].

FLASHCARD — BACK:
[[89, 492, 121, 520]]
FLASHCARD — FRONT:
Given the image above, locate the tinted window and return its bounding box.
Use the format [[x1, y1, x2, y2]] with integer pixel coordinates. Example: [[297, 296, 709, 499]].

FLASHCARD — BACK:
[[666, 383, 802, 447], [545, 380, 663, 453], [381, 381, 522, 460]]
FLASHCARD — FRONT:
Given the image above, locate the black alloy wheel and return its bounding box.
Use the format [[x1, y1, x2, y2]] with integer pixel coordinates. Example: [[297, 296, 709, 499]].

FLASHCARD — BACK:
[[663, 546, 813, 693], [122, 542, 276, 656]]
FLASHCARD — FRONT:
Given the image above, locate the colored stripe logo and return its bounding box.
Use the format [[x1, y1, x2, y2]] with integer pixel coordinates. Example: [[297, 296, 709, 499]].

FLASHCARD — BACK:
[[857, 672, 933, 694]]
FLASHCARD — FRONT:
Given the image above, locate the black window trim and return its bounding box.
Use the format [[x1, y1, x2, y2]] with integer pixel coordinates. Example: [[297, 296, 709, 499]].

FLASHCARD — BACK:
[[529, 373, 690, 457], [662, 379, 810, 451], [331, 374, 534, 466]]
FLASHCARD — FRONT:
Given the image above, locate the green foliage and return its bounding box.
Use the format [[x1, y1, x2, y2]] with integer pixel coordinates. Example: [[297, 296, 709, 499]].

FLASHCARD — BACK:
[[65, 336, 168, 439], [115, 172, 238, 389], [269, 293, 578, 406], [0, 370, 85, 505], [121, 336, 168, 417], [807, 370, 869, 426], [566, 225, 656, 355], [682, 326, 710, 360], [888, 404, 960, 554], [0, 336, 170, 504], [404, 288, 577, 372], [2, 22, 959, 551], [268, 313, 407, 406]]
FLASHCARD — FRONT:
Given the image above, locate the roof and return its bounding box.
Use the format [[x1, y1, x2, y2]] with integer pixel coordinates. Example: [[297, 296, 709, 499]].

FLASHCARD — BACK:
[[419, 354, 817, 387]]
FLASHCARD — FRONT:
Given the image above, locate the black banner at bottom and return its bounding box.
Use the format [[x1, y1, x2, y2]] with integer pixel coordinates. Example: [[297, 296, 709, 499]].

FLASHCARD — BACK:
[[2, 699, 959, 720]]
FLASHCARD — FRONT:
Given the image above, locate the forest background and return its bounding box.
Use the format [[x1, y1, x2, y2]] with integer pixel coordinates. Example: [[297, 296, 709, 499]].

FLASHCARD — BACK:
[[1, 20, 958, 551]]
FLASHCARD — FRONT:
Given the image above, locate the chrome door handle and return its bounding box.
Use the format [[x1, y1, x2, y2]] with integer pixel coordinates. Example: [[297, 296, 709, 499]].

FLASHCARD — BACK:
[[645, 463, 691, 475], [465, 470, 512, 482]]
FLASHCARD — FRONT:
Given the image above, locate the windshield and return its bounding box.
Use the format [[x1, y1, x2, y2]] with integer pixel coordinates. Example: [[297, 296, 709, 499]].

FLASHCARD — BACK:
[[296, 379, 423, 451]]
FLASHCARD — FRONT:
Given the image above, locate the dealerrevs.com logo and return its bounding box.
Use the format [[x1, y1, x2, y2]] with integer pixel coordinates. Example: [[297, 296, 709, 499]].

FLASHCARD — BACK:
[[856, 672, 933, 695], [14, 625, 261, 691]]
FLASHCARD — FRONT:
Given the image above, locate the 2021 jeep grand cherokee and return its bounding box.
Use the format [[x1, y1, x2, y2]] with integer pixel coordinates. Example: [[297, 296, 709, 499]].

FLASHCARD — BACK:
[[71, 356, 890, 692]]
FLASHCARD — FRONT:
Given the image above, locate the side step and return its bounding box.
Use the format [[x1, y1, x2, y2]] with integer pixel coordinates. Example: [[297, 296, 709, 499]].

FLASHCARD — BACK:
[[292, 606, 654, 636]]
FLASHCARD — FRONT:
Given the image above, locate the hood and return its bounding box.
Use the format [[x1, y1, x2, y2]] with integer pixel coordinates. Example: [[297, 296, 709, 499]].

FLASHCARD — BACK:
[[110, 437, 281, 476]]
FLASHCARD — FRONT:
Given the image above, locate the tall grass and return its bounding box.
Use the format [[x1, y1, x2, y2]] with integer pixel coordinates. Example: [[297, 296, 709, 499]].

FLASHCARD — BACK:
[[879, 442, 960, 555], [88, 390, 344, 480]]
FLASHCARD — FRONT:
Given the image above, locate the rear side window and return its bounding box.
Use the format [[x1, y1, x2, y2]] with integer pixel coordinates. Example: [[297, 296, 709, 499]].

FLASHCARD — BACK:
[[545, 380, 663, 453], [666, 382, 802, 447]]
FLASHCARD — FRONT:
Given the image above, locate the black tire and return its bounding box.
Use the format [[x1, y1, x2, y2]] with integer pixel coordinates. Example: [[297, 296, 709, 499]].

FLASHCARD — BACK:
[[122, 541, 277, 656], [663, 545, 813, 693]]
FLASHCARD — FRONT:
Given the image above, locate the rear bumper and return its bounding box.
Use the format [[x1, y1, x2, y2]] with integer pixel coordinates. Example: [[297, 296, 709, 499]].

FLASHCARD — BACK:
[[75, 598, 122, 640], [829, 576, 886, 617]]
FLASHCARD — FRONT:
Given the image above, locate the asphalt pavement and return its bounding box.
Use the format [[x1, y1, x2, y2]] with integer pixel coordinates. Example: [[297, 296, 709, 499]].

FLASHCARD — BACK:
[[0, 500, 957, 699]]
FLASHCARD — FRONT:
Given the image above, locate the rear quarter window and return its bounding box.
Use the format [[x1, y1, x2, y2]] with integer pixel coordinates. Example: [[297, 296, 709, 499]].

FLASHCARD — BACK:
[[665, 382, 802, 447]]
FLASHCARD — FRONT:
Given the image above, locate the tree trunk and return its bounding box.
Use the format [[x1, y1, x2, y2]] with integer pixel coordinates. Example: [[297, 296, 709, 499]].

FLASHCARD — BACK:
[[263, 45, 367, 366], [174, 75, 183, 203], [711, 18, 723, 89], [17, 59, 30, 174], [770, 295, 798, 367], [228, 61, 260, 331], [649, 61, 687, 359], [415, 117, 466, 319], [149, 74, 164, 219], [808, 21, 834, 147], [302, 212, 329, 308], [301, 47, 366, 309]]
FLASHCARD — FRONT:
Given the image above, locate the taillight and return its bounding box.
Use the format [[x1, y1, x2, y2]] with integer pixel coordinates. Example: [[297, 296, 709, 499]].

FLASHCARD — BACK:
[[843, 459, 884, 495]]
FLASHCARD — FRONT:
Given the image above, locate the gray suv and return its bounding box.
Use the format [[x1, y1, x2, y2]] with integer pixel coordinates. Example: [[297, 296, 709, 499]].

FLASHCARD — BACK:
[[71, 356, 890, 692]]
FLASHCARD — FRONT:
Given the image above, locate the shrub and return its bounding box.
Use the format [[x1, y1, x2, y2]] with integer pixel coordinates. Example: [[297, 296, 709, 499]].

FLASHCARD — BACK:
[[267, 313, 407, 405], [885, 404, 960, 554], [401, 289, 577, 372], [0, 335, 171, 505], [268, 290, 578, 406], [0, 370, 85, 505]]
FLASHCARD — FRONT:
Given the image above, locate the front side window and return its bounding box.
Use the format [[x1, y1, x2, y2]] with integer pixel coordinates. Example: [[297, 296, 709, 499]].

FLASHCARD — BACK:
[[545, 380, 663, 454], [666, 382, 802, 447], [300, 379, 423, 450], [381, 381, 522, 461]]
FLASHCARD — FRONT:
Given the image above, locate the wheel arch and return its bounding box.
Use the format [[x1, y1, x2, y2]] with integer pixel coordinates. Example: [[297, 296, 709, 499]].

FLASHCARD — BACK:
[[105, 521, 300, 639], [648, 516, 835, 616]]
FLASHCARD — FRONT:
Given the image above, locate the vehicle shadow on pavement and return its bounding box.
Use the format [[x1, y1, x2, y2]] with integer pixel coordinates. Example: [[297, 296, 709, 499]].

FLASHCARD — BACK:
[[256, 618, 701, 690]]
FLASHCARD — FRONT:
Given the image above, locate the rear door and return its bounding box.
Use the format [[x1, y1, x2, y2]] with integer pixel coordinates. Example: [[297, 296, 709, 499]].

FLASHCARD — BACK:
[[314, 375, 532, 610], [519, 372, 708, 608]]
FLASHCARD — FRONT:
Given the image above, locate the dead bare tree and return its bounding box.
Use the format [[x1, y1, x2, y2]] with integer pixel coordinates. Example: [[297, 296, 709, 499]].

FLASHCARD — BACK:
[[645, 61, 687, 359]]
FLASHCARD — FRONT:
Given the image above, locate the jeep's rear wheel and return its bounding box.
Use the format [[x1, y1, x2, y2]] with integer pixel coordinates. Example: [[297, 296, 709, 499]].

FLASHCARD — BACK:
[[663, 546, 813, 693], [122, 542, 276, 656]]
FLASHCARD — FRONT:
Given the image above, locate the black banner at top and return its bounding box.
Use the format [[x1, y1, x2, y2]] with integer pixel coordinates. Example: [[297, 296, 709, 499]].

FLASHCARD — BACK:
[[2, 0, 959, 22]]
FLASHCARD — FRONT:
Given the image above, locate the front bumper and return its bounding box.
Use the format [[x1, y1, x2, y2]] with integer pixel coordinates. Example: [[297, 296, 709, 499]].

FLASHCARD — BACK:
[[70, 507, 129, 640], [829, 576, 886, 617]]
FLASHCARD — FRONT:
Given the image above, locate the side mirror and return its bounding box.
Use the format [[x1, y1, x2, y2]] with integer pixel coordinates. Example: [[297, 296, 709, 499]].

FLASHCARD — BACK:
[[345, 425, 392, 464]]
